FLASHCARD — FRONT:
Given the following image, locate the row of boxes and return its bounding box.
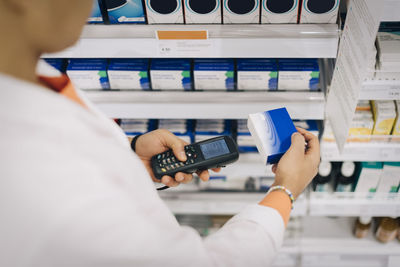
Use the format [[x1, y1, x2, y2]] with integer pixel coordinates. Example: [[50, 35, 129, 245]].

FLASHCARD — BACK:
[[45, 58, 320, 91], [89, 0, 340, 24], [118, 118, 320, 152]]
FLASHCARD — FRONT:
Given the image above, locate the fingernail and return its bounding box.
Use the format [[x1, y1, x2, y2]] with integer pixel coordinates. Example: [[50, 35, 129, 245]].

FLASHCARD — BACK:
[[176, 175, 184, 182]]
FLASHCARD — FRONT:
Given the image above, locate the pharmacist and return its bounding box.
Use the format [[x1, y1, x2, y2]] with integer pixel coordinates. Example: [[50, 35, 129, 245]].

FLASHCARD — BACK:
[[0, 0, 320, 266]]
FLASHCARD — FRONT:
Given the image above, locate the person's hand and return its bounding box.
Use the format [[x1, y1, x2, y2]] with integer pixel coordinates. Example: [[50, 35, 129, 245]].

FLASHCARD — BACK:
[[134, 129, 220, 187], [271, 127, 320, 199]]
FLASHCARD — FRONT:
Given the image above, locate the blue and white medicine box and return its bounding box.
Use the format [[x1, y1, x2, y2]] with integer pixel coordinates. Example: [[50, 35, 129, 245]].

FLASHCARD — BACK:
[[104, 0, 146, 24], [248, 108, 297, 164], [195, 120, 233, 142], [144, 0, 184, 24], [88, 0, 103, 24], [108, 59, 150, 90], [184, 0, 222, 24], [44, 58, 66, 73], [150, 59, 192, 90], [223, 0, 261, 24], [237, 119, 258, 153], [194, 59, 235, 90], [237, 59, 278, 90], [278, 59, 320, 90], [67, 59, 110, 90], [158, 119, 195, 144]]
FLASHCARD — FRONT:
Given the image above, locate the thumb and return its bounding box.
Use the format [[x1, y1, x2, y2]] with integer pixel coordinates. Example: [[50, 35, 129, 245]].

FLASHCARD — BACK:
[[162, 131, 187, 162], [287, 132, 306, 155]]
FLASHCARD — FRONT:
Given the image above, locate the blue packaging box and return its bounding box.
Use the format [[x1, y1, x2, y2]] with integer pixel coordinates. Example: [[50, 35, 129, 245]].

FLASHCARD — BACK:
[[88, 0, 103, 24], [158, 119, 195, 144], [237, 59, 278, 90], [248, 108, 297, 164], [195, 119, 233, 142], [105, 0, 146, 24], [120, 119, 157, 137], [108, 59, 150, 90], [67, 59, 110, 90], [293, 120, 319, 137], [278, 59, 320, 90], [44, 58, 66, 73], [150, 59, 192, 90], [194, 59, 235, 90], [237, 119, 258, 153]]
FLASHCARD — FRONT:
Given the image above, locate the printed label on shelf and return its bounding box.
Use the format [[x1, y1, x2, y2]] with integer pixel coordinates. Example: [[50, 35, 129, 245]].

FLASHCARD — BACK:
[[156, 30, 208, 40], [325, 0, 384, 151], [360, 82, 400, 100]]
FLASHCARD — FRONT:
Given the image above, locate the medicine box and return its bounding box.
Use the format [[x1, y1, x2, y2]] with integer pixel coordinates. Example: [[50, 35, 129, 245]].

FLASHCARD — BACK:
[[248, 107, 297, 165], [107, 59, 150, 90], [237, 119, 257, 152], [348, 110, 374, 142], [376, 162, 400, 193], [278, 59, 320, 90], [120, 119, 156, 137], [293, 120, 319, 137], [354, 162, 383, 193], [223, 0, 261, 24], [144, 0, 184, 24], [44, 59, 67, 73], [299, 0, 340, 24], [67, 59, 110, 90], [195, 119, 232, 142], [194, 59, 235, 90], [371, 100, 396, 135], [184, 0, 222, 24], [261, 0, 299, 24], [237, 59, 278, 90], [88, 0, 103, 24], [393, 101, 400, 136], [150, 59, 192, 90], [158, 119, 194, 144], [104, 0, 146, 24]]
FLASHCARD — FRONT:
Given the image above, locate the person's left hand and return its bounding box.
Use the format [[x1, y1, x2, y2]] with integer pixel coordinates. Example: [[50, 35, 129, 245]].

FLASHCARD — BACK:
[[134, 129, 221, 187]]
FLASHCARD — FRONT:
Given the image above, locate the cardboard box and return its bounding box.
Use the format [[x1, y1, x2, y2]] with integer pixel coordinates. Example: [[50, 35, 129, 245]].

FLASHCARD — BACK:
[[376, 162, 400, 193], [261, 0, 299, 24], [150, 59, 191, 90], [354, 162, 383, 193], [299, 0, 340, 23], [104, 0, 146, 23], [248, 108, 297, 164], [158, 119, 194, 144], [348, 110, 374, 142], [88, 0, 104, 23], [371, 100, 396, 135], [194, 59, 235, 90], [195, 119, 232, 142], [184, 0, 222, 24], [144, 0, 184, 24], [237, 59, 278, 90], [278, 59, 320, 90], [393, 100, 400, 136], [108, 59, 149, 90], [223, 0, 261, 24], [67, 59, 110, 90]]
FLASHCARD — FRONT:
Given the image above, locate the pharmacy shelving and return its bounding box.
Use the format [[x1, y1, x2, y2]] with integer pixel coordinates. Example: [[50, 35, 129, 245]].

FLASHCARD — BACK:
[[359, 79, 400, 100], [320, 141, 400, 162], [382, 0, 400, 22], [309, 192, 400, 217], [84, 90, 325, 120], [44, 24, 339, 59]]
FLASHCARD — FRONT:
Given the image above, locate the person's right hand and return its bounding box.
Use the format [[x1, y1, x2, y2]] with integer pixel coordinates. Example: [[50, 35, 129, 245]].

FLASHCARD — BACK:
[[271, 127, 320, 199]]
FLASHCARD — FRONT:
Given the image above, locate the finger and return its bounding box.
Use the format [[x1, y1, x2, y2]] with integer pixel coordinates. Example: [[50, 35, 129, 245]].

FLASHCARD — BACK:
[[211, 167, 221, 173], [161, 176, 180, 187], [160, 130, 187, 162], [287, 132, 306, 156], [197, 170, 210, 182], [296, 127, 320, 159], [175, 172, 193, 184], [271, 164, 277, 174]]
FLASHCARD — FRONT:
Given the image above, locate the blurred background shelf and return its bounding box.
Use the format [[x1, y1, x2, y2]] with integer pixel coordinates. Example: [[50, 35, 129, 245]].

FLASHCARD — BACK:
[[360, 79, 400, 100], [44, 24, 339, 59], [84, 90, 325, 120]]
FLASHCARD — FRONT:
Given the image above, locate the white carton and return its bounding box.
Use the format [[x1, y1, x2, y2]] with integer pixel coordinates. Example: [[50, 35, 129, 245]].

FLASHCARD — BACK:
[[223, 0, 260, 24], [144, 0, 184, 24], [184, 0, 222, 24], [299, 0, 340, 23], [354, 162, 383, 193], [377, 163, 400, 193], [261, 0, 299, 23]]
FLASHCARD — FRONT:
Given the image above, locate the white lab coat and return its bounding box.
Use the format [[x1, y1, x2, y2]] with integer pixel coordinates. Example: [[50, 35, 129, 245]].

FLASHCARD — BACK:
[[0, 64, 285, 267]]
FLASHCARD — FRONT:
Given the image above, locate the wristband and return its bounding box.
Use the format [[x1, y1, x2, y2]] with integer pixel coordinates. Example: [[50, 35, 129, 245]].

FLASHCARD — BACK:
[[130, 134, 142, 152], [267, 185, 295, 210]]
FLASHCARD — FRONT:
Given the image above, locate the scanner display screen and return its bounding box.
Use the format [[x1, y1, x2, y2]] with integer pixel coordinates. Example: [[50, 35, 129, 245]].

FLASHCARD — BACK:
[[200, 139, 230, 159]]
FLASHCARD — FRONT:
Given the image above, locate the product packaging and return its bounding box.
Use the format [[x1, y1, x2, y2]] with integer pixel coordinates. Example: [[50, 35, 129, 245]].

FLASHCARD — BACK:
[[67, 59, 110, 90], [348, 110, 374, 142], [194, 59, 235, 90], [261, 0, 299, 24], [354, 217, 372, 239], [223, 0, 261, 24], [150, 59, 192, 90], [392, 101, 400, 138], [120, 119, 157, 137], [335, 161, 359, 192], [312, 161, 333, 192], [371, 100, 396, 135], [107, 59, 150, 90], [237, 59, 278, 90], [184, 0, 222, 24], [144, 0, 184, 24], [195, 120, 232, 142], [158, 119, 194, 144], [248, 107, 297, 164], [88, 0, 104, 24], [44, 59, 67, 73], [354, 162, 383, 193], [237, 119, 257, 153], [376, 162, 400, 193], [299, 0, 340, 23], [278, 59, 320, 90], [104, 0, 146, 24], [376, 217, 398, 243]]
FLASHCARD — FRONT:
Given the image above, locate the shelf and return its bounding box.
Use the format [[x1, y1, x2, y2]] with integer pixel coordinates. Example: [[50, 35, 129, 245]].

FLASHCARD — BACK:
[[359, 79, 400, 100], [309, 192, 400, 217], [320, 141, 400, 162], [84, 90, 325, 120], [159, 191, 307, 216], [44, 24, 339, 59], [382, 0, 400, 22]]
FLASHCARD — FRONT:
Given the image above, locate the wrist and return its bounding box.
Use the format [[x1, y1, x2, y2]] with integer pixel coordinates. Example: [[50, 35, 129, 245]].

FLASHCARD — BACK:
[[130, 134, 142, 152]]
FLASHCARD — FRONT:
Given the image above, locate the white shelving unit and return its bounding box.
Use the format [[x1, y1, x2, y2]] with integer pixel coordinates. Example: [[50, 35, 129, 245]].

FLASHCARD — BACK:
[[44, 24, 339, 59], [360, 79, 400, 100], [320, 141, 400, 162], [382, 0, 400, 22], [84, 90, 325, 120]]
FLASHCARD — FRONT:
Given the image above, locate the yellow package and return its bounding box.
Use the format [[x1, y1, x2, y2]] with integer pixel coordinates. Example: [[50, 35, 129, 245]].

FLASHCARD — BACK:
[[393, 100, 400, 136], [348, 110, 374, 142], [372, 100, 396, 135]]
